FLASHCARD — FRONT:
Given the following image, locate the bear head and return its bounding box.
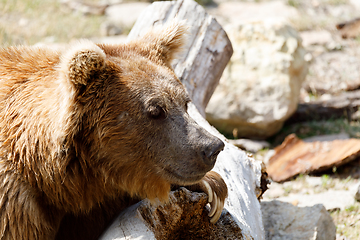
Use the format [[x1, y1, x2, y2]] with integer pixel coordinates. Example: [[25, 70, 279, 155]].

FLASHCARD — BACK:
[[58, 22, 225, 203]]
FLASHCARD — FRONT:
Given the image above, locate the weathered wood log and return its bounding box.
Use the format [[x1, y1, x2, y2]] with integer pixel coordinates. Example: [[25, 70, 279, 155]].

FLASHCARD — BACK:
[[100, 188, 243, 240], [127, 0, 233, 116]]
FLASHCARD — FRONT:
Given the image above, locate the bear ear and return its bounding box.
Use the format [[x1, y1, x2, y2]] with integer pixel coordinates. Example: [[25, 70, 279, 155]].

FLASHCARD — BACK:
[[60, 40, 106, 85], [140, 21, 188, 65]]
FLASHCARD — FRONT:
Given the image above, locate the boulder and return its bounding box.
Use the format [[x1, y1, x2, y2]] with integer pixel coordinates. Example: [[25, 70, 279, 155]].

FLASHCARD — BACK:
[[350, 0, 360, 10], [105, 2, 151, 31], [261, 200, 336, 240], [228, 138, 270, 153], [206, 22, 308, 139], [207, 0, 299, 27], [303, 48, 360, 95], [275, 190, 356, 211]]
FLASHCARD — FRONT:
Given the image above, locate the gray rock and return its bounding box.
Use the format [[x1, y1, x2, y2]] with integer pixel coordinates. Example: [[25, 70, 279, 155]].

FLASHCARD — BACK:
[[300, 30, 334, 48], [304, 176, 323, 187], [105, 2, 150, 30], [261, 182, 285, 199], [303, 48, 360, 94], [228, 138, 270, 153], [206, 22, 308, 138], [276, 190, 356, 211], [100, 21, 123, 36], [350, 0, 360, 10], [207, 1, 299, 27], [261, 200, 336, 240]]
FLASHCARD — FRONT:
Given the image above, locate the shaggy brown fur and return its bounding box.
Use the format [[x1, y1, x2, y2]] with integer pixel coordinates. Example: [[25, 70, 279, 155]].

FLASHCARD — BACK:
[[0, 22, 227, 239]]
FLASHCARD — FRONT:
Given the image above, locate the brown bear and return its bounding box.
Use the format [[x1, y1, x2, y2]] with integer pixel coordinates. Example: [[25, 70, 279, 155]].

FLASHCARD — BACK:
[[0, 22, 227, 240]]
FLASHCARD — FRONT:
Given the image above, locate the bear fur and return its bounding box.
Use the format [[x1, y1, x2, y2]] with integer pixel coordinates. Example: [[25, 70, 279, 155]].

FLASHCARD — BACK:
[[0, 22, 227, 240]]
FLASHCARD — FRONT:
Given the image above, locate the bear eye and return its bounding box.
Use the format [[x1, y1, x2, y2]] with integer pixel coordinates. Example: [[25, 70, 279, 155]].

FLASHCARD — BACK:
[[148, 105, 166, 120]]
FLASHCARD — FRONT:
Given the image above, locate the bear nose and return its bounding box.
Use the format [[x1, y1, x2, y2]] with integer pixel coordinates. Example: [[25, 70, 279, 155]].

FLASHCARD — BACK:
[[202, 139, 225, 166]]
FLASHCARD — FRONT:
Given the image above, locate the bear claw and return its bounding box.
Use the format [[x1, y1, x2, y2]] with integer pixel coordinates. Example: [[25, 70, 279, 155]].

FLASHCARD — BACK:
[[198, 171, 228, 223], [185, 171, 227, 223], [210, 198, 224, 224], [208, 191, 217, 218], [202, 180, 213, 203]]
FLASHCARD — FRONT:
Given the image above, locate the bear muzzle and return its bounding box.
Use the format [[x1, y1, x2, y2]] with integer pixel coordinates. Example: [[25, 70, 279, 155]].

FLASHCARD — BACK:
[[201, 138, 224, 167]]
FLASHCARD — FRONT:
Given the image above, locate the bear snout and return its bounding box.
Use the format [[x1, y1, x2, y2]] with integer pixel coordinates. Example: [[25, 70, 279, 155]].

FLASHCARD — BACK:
[[201, 138, 224, 167]]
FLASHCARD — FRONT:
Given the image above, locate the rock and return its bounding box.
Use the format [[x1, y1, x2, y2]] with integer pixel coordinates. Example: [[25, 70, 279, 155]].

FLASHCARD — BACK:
[[261, 200, 336, 240], [105, 2, 151, 31], [350, 0, 360, 10], [61, 0, 108, 15], [100, 188, 242, 240], [206, 22, 308, 139], [300, 30, 334, 48], [92, 35, 127, 45], [276, 190, 356, 211], [299, 30, 340, 55], [262, 175, 360, 211], [267, 134, 360, 182], [228, 138, 270, 153], [261, 182, 285, 199], [303, 49, 360, 95], [100, 21, 123, 36], [207, 0, 299, 27], [127, 0, 233, 116], [304, 176, 323, 187]]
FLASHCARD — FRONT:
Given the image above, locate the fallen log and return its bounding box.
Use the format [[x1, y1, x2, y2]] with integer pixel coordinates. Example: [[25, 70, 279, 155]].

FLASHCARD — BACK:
[[267, 134, 360, 182], [287, 89, 360, 124]]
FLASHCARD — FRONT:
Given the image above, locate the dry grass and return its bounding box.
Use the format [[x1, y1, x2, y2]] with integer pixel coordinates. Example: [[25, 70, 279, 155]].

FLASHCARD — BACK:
[[0, 0, 104, 46], [331, 203, 360, 239]]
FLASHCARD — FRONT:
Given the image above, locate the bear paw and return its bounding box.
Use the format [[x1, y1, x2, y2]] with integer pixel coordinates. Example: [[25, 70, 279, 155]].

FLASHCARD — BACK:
[[199, 171, 228, 223]]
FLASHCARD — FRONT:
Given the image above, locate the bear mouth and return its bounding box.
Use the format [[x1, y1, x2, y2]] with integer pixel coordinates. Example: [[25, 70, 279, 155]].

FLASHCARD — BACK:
[[163, 167, 206, 185]]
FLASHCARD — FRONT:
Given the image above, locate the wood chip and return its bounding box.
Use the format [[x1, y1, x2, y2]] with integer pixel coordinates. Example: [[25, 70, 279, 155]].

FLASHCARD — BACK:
[[267, 134, 360, 182]]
